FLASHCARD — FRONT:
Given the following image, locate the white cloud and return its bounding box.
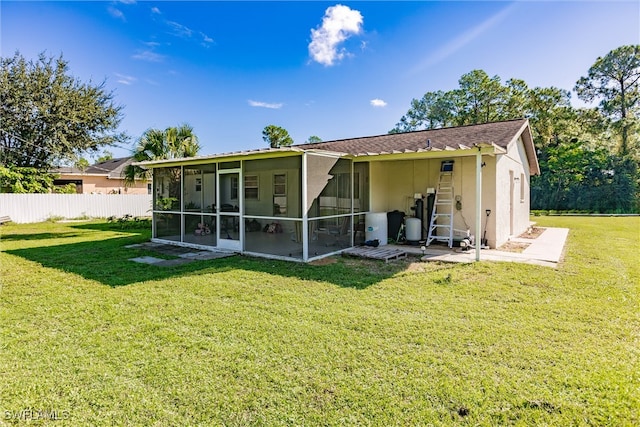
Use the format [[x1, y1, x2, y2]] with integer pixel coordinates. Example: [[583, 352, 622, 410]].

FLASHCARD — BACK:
[[115, 73, 136, 85], [108, 7, 125, 21], [151, 7, 161, 15], [308, 4, 363, 66], [370, 99, 387, 108], [200, 32, 214, 46], [132, 50, 165, 62], [165, 20, 213, 47], [109, 0, 136, 20], [167, 20, 193, 38], [248, 100, 284, 109]]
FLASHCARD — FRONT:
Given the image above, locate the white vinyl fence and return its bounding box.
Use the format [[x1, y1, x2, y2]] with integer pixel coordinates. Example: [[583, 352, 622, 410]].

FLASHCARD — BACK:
[[0, 194, 152, 223]]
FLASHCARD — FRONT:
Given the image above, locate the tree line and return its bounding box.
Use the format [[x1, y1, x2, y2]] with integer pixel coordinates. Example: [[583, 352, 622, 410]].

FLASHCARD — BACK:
[[391, 45, 639, 213], [2, 46, 638, 213]]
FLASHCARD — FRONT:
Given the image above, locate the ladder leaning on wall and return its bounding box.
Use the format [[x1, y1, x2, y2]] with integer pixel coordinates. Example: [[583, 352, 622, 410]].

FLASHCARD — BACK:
[[426, 161, 454, 248]]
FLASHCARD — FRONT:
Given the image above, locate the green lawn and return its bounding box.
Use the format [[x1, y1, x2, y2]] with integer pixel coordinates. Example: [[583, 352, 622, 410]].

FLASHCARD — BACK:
[[1, 217, 638, 426]]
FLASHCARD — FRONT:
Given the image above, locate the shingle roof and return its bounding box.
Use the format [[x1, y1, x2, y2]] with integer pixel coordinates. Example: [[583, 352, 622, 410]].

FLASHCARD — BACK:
[[55, 157, 135, 179], [136, 119, 539, 175], [297, 118, 524, 154], [296, 118, 539, 175], [85, 157, 133, 178]]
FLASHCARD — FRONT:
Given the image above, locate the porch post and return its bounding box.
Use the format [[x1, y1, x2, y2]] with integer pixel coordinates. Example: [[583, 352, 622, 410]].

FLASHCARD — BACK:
[[180, 166, 185, 242], [302, 152, 309, 261], [475, 148, 482, 262]]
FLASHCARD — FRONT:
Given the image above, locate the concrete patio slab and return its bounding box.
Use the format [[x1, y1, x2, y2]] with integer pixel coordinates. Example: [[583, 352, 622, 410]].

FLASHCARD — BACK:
[[402, 226, 569, 268], [419, 249, 558, 268], [129, 256, 165, 265], [154, 258, 195, 267], [178, 251, 235, 260]]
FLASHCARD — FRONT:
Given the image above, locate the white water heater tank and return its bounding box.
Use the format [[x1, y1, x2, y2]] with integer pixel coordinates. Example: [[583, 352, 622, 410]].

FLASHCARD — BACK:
[[405, 217, 422, 242], [365, 213, 388, 246]]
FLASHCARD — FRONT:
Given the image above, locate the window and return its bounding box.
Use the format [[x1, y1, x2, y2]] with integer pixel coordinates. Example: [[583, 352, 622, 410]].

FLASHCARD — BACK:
[[147, 183, 152, 195], [273, 173, 286, 215], [520, 173, 525, 203], [244, 175, 259, 200]]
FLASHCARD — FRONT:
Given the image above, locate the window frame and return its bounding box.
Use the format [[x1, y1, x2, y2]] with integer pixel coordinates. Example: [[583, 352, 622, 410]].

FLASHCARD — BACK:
[[273, 173, 287, 215], [244, 174, 259, 200]]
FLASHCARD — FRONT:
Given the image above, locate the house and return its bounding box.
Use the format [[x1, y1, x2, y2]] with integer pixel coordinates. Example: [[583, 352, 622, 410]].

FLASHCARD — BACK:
[[54, 157, 151, 194], [137, 119, 539, 262]]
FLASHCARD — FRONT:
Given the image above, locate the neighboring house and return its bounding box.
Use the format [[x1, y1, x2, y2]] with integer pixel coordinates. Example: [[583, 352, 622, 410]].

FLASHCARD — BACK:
[[55, 157, 151, 194], [137, 119, 539, 262]]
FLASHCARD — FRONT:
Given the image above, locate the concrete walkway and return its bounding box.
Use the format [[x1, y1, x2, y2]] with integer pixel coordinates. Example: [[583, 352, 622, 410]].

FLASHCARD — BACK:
[[511, 227, 569, 263], [410, 227, 569, 268]]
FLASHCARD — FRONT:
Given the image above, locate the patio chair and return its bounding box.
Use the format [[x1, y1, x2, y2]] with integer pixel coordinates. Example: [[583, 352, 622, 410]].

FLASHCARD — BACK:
[[314, 217, 351, 247]]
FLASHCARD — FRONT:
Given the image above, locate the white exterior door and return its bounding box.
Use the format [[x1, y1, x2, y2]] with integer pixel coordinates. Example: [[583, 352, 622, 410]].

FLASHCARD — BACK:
[[217, 169, 242, 251]]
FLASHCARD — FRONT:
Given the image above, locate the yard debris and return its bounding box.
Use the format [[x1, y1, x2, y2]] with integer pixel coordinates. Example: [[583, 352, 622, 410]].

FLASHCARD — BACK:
[[518, 226, 546, 239], [497, 241, 530, 253], [342, 246, 407, 263]]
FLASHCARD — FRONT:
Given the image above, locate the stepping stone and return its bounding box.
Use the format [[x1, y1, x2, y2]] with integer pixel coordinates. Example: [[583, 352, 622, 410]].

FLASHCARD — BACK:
[[129, 256, 165, 265], [154, 258, 195, 267], [178, 251, 234, 260]]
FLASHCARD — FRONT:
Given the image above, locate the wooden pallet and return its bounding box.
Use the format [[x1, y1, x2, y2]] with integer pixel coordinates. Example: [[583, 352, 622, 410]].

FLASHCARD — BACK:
[[342, 246, 407, 263]]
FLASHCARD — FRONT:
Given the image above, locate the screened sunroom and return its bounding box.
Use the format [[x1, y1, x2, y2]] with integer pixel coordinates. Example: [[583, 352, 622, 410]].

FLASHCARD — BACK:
[[146, 149, 370, 262]]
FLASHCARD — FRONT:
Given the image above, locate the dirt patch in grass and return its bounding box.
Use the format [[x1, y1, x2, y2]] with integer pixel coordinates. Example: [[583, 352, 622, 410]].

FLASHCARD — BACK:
[[405, 261, 431, 273], [309, 257, 338, 266], [518, 226, 546, 239], [499, 226, 545, 252], [498, 241, 530, 253]]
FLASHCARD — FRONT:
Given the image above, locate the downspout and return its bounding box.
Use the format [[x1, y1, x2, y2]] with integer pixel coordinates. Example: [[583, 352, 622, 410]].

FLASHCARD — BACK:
[[475, 148, 482, 262]]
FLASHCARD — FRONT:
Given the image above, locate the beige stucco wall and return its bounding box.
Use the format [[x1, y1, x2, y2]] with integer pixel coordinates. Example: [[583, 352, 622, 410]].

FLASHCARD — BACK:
[[59, 174, 149, 194], [494, 137, 532, 246], [367, 156, 499, 246]]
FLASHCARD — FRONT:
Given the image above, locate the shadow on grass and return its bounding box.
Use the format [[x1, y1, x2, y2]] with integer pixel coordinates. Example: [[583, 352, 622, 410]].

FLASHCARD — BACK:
[[0, 232, 84, 241], [70, 221, 152, 233], [5, 223, 457, 289]]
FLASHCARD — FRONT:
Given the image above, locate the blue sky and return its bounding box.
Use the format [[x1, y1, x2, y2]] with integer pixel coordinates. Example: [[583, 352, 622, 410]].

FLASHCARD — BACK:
[[2, 1, 639, 159]]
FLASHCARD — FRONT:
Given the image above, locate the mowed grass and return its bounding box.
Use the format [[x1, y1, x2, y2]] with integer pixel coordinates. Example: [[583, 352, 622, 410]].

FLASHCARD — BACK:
[[0, 217, 638, 426]]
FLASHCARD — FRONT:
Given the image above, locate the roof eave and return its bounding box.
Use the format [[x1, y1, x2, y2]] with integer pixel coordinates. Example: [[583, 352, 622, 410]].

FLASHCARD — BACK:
[[133, 147, 306, 168], [509, 119, 540, 175], [351, 143, 504, 161]]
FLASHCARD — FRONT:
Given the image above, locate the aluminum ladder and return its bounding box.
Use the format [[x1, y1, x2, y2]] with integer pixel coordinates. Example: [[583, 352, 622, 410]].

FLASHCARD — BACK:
[[426, 169, 454, 248]]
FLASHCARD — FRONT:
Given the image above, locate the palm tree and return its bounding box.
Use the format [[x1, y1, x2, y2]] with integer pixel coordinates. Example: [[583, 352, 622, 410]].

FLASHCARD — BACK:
[[123, 124, 200, 185]]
